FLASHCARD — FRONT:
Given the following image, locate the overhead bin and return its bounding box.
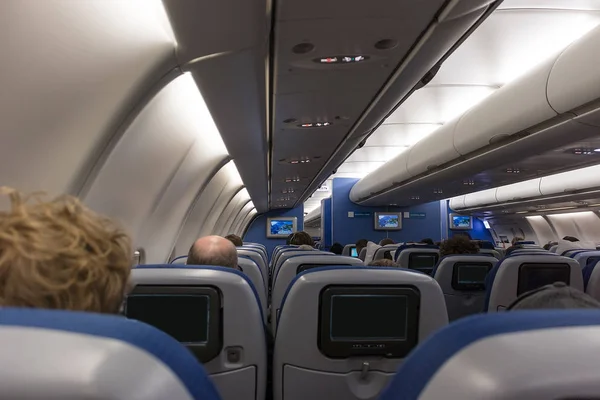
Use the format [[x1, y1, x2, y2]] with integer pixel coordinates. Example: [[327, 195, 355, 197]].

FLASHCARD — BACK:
[[350, 24, 600, 206], [450, 164, 600, 211]]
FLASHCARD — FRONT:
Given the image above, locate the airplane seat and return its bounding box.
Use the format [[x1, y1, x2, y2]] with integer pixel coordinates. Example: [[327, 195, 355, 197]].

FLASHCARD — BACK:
[[274, 266, 448, 400], [549, 245, 559, 253], [379, 310, 600, 400], [583, 260, 600, 301], [271, 255, 362, 333], [271, 250, 332, 289], [238, 256, 267, 322], [572, 250, 600, 269], [478, 248, 501, 259], [563, 248, 596, 258], [432, 255, 498, 321], [171, 255, 188, 265], [341, 244, 356, 257], [128, 265, 267, 400], [372, 244, 401, 261], [394, 245, 440, 275], [515, 241, 536, 245], [270, 246, 298, 272], [508, 248, 549, 256], [241, 243, 268, 261], [358, 247, 367, 261], [476, 240, 495, 250], [484, 254, 583, 312], [239, 248, 268, 287], [0, 307, 220, 400]]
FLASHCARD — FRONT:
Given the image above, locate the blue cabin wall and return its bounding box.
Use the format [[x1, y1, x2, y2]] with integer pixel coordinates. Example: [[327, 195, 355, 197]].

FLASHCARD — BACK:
[[331, 178, 444, 245], [244, 205, 304, 257], [447, 201, 494, 242], [320, 197, 332, 249]]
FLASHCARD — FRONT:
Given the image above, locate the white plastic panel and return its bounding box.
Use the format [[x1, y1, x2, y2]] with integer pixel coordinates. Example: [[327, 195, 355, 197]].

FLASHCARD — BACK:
[[349, 152, 410, 201], [547, 25, 600, 114], [463, 188, 498, 208], [449, 196, 466, 211], [198, 183, 244, 238], [0, 0, 175, 196], [525, 215, 557, 245], [453, 57, 557, 155], [495, 179, 542, 203], [406, 118, 461, 176], [215, 189, 250, 236], [232, 203, 256, 235], [546, 211, 600, 242], [84, 74, 229, 246], [539, 164, 600, 195], [240, 210, 258, 237]]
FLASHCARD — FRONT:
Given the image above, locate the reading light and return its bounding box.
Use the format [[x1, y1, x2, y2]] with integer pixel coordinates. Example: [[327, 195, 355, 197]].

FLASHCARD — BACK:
[[282, 189, 295, 194], [463, 180, 475, 186], [573, 148, 595, 155], [516, 211, 529, 214], [410, 196, 420, 200], [314, 55, 369, 64], [285, 177, 301, 183], [506, 168, 520, 174], [298, 122, 332, 128], [433, 189, 443, 194]]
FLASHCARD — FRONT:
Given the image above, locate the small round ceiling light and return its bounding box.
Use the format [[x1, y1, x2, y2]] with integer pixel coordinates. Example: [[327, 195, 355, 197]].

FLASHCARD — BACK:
[[298, 122, 332, 128], [292, 42, 315, 54], [374, 39, 398, 50]]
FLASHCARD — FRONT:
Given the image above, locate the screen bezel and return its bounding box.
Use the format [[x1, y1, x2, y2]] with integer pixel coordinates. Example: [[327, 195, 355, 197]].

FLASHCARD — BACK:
[[297, 263, 352, 274], [517, 263, 571, 296], [408, 252, 439, 275], [449, 213, 473, 230], [451, 261, 493, 291], [373, 212, 402, 231], [266, 217, 298, 238], [125, 285, 222, 363], [318, 285, 420, 358]]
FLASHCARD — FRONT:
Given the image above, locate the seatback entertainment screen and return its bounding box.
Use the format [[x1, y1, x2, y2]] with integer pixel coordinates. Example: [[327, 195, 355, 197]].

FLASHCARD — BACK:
[[452, 262, 493, 291], [517, 263, 570, 295]]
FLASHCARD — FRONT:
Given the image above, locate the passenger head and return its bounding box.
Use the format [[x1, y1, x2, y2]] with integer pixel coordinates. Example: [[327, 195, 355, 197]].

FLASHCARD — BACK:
[[224, 234, 243, 247], [439, 235, 479, 257], [508, 282, 600, 310], [286, 233, 294, 245], [420, 238, 434, 245], [379, 238, 395, 246], [187, 235, 238, 270], [289, 231, 314, 247], [563, 236, 579, 242], [329, 242, 343, 255], [511, 236, 525, 246], [0, 188, 132, 314], [368, 259, 397, 267], [355, 239, 368, 255], [298, 244, 314, 250]]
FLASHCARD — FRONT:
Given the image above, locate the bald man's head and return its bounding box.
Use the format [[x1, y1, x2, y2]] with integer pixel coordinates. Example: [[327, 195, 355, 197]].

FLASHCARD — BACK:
[[187, 235, 238, 269]]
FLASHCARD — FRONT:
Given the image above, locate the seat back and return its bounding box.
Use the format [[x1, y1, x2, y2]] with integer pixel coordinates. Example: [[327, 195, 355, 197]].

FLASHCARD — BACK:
[[0, 308, 220, 400], [274, 266, 448, 400], [485, 254, 583, 312], [271, 255, 362, 332], [272, 249, 330, 288], [171, 255, 188, 265], [342, 244, 357, 257], [478, 248, 501, 259], [509, 248, 548, 256], [395, 245, 440, 274], [238, 248, 268, 287], [574, 250, 600, 269], [433, 255, 498, 321], [237, 256, 267, 321], [379, 311, 600, 400], [358, 247, 367, 261], [584, 260, 600, 301], [241, 243, 268, 261], [372, 244, 400, 261], [270, 246, 299, 273], [129, 265, 266, 400], [549, 244, 559, 253]]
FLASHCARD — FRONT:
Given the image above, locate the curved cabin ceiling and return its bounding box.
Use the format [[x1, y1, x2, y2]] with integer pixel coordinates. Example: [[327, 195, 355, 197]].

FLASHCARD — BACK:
[[319, 0, 600, 210]]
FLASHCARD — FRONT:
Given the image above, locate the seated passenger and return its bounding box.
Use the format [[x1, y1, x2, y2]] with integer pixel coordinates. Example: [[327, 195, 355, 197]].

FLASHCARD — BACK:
[[504, 236, 525, 254], [355, 238, 368, 256], [286, 233, 294, 245], [0, 187, 131, 314], [439, 236, 479, 257], [507, 282, 600, 310], [420, 238, 434, 245], [368, 259, 397, 267], [224, 233, 243, 247], [543, 241, 558, 251], [298, 244, 314, 250], [329, 242, 343, 255], [379, 238, 395, 246], [187, 235, 239, 270], [289, 231, 314, 247]]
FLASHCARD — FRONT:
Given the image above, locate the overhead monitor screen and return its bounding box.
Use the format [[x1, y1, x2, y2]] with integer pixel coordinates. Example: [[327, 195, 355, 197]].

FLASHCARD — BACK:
[[125, 287, 222, 363], [266, 217, 297, 238], [350, 247, 358, 257], [374, 212, 402, 231], [450, 214, 473, 230], [408, 253, 439, 275], [452, 262, 492, 291], [517, 263, 570, 295], [126, 295, 209, 343], [319, 286, 419, 358]]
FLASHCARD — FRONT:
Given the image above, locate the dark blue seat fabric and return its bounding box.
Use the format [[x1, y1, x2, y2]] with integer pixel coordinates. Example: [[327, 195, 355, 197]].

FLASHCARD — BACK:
[[583, 260, 600, 290], [477, 241, 495, 250], [379, 310, 600, 400], [0, 307, 221, 400]]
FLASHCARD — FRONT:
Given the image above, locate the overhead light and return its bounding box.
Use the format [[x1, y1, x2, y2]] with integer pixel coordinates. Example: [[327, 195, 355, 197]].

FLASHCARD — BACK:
[[595, 149, 600, 153], [285, 177, 301, 183], [506, 168, 520, 174], [314, 55, 369, 64], [463, 180, 475, 186], [410, 196, 420, 200], [298, 122, 332, 128], [282, 189, 295, 194], [483, 220, 491, 229], [516, 211, 529, 214], [572, 148, 595, 155], [433, 189, 443, 194]]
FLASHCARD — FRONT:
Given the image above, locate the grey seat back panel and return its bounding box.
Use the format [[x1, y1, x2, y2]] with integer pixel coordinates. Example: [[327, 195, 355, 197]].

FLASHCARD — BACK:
[[373, 245, 401, 261], [0, 328, 194, 400], [397, 248, 440, 270], [478, 249, 501, 259], [433, 255, 498, 321], [342, 244, 354, 257], [358, 247, 367, 261], [574, 251, 600, 268], [131, 268, 266, 400], [238, 257, 267, 322], [272, 250, 332, 289], [586, 261, 600, 301], [274, 268, 448, 400], [271, 255, 363, 333], [487, 255, 583, 313], [239, 249, 269, 288]]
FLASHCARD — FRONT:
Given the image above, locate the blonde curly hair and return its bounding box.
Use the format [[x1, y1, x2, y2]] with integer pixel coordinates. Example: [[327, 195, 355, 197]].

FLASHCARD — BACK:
[[0, 187, 132, 313]]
